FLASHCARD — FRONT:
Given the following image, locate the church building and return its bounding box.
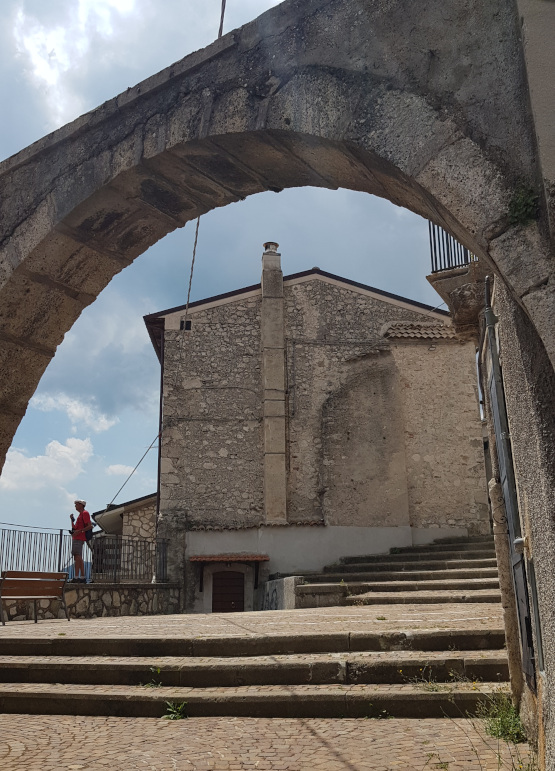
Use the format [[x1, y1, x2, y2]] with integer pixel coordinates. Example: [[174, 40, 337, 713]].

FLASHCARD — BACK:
[[137, 243, 489, 613]]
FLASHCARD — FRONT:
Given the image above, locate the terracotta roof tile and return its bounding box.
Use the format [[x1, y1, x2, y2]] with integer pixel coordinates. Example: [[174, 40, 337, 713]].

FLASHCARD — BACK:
[[383, 321, 457, 340]]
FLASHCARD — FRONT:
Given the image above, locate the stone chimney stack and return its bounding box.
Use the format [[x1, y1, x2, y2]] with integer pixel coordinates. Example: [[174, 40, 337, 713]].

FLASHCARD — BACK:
[[261, 242, 287, 523]]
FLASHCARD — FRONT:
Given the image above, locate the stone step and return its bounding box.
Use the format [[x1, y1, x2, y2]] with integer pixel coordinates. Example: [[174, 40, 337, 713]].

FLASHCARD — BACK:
[[328, 558, 498, 572], [314, 568, 499, 582], [299, 578, 500, 594], [344, 591, 502, 606], [0, 681, 509, 719], [296, 586, 502, 608], [431, 536, 494, 544], [0, 627, 506, 656], [392, 541, 494, 554], [340, 549, 496, 564], [0, 650, 508, 687]]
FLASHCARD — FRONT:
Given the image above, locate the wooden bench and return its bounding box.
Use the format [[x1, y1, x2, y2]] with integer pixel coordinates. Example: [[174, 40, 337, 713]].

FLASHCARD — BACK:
[[0, 571, 70, 625]]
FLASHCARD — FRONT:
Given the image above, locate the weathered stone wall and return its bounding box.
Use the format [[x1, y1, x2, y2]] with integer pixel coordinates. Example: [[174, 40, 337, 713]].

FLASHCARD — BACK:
[[321, 353, 409, 527], [159, 295, 264, 536], [158, 275, 489, 543], [122, 500, 157, 539], [284, 278, 470, 527], [390, 338, 489, 533], [1, 583, 181, 621], [489, 279, 555, 764]]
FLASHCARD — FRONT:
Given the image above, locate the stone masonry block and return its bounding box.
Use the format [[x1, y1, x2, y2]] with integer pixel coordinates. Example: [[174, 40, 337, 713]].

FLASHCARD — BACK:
[[264, 416, 286, 454], [264, 399, 285, 417], [263, 348, 285, 392], [262, 268, 284, 298], [261, 297, 284, 348], [264, 453, 287, 522]]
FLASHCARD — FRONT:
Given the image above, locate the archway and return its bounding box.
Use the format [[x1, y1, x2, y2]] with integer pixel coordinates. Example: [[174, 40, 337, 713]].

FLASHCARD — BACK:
[[0, 0, 553, 470]]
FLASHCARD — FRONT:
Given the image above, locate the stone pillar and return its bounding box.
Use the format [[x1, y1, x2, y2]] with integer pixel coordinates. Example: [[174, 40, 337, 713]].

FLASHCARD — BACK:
[[261, 242, 287, 523]]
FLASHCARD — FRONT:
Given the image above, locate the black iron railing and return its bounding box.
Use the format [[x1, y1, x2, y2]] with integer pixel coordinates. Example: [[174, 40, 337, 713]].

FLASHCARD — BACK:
[[429, 221, 478, 273], [0, 527, 168, 583], [91, 534, 168, 583], [0, 527, 72, 573]]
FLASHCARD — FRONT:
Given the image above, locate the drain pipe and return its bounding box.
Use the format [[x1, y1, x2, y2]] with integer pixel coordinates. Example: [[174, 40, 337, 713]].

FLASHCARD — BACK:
[[483, 276, 523, 705]]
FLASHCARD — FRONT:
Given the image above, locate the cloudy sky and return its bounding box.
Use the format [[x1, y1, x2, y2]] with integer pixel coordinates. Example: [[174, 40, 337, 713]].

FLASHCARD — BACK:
[[0, 0, 444, 533]]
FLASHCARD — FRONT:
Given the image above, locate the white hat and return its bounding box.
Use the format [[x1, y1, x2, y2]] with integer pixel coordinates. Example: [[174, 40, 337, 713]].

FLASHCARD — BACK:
[[74, 499, 86, 506]]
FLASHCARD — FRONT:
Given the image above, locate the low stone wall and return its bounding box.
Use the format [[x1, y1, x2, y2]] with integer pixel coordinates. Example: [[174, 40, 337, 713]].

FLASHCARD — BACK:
[[2, 583, 181, 622], [257, 576, 302, 611]]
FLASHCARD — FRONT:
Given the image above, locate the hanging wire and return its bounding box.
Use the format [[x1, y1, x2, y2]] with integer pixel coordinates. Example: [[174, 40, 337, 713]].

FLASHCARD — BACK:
[[105, 0, 228, 505], [171, 0, 226, 386], [0, 521, 65, 531], [174, 0, 226, 385], [173, 215, 201, 386], [218, 0, 227, 38], [107, 432, 160, 507]]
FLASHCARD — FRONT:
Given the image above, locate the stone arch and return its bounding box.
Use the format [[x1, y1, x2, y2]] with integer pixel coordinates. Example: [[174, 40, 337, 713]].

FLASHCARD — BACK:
[[1, 0, 553, 468]]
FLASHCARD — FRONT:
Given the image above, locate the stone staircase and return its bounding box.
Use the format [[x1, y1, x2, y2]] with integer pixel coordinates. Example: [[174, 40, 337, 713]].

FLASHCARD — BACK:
[[0, 536, 507, 722], [293, 536, 501, 608], [0, 623, 508, 718]]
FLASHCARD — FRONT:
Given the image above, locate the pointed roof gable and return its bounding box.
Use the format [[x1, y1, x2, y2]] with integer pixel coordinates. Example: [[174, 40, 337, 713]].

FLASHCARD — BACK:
[[144, 268, 449, 360]]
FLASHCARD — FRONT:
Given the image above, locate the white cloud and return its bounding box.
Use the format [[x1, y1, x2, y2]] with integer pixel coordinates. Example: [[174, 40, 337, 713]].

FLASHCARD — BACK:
[[106, 464, 134, 476], [0, 437, 93, 491], [31, 393, 118, 433], [80, 300, 150, 358], [13, 0, 137, 126]]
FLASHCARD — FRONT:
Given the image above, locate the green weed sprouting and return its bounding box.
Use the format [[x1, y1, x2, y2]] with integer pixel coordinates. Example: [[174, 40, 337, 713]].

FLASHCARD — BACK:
[[508, 185, 539, 227], [476, 691, 527, 744], [163, 701, 188, 720]]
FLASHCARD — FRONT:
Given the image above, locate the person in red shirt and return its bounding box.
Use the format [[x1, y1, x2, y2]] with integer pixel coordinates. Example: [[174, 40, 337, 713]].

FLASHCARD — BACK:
[[71, 499, 92, 583]]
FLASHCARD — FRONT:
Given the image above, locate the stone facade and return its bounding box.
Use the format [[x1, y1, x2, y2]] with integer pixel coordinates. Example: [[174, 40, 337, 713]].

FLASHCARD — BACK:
[[146, 246, 490, 610], [95, 494, 157, 539], [160, 295, 263, 532], [1, 583, 181, 621], [387, 330, 488, 533], [121, 499, 156, 540]]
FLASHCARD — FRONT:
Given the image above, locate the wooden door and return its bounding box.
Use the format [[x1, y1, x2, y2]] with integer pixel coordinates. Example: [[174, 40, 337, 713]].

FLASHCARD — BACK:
[[212, 571, 245, 613]]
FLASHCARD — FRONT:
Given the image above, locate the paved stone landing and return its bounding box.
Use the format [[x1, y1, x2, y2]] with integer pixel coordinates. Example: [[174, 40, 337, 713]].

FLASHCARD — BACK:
[[0, 603, 504, 639], [0, 715, 530, 770], [0, 604, 529, 767]]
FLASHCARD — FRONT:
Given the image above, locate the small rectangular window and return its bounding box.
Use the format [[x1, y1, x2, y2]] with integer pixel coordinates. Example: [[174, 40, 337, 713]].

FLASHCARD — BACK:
[[180, 319, 192, 331]]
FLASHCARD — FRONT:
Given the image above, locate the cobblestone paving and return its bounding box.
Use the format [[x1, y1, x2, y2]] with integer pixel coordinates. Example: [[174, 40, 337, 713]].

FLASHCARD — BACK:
[[0, 603, 503, 639], [0, 605, 513, 768], [0, 715, 529, 770]]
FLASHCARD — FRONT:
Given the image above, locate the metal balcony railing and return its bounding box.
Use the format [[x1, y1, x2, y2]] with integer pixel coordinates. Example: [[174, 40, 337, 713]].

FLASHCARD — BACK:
[[429, 221, 478, 273], [0, 527, 168, 583]]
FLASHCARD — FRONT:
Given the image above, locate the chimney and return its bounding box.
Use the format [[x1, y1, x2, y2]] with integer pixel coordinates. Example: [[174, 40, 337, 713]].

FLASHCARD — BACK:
[[260, 241, 287, 523], [262, 241, 281, 270], [261, 242, 283, 300]]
